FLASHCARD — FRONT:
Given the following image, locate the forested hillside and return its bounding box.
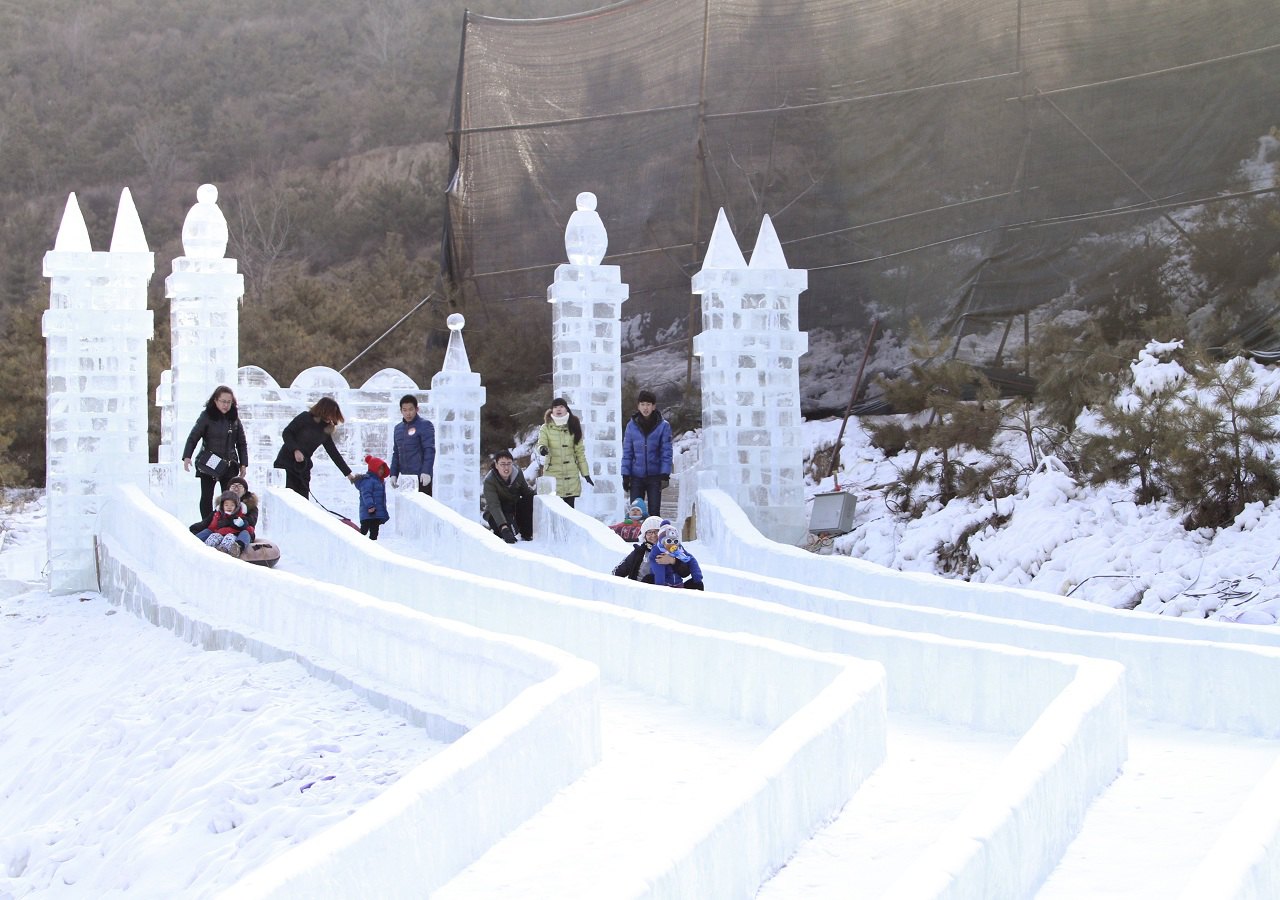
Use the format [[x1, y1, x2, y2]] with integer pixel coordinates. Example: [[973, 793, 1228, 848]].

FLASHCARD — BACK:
[[2, 0, 1278, 493], [0, 0, 586, 486]]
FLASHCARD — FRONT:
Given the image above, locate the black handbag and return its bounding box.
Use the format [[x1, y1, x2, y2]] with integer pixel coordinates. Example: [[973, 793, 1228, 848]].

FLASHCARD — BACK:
[[194, 447, 230, 479]]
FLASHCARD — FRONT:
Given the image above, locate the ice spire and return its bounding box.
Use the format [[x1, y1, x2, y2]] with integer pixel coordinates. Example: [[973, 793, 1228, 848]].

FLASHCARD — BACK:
[[53, 193, 92, 253], [748, 214, 788, 269], [181, 183, 230, 259], [431, 313, 486, 520], [702, 208, 747, 269], [109, 187, 148, 252], [564, 191, 608, 266], [442, 313, 472, 372]]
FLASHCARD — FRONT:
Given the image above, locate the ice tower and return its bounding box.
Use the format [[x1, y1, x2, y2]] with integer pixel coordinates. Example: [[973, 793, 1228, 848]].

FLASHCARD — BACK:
[[430, 314, 485, 520], [692, 210, 808, 544], [43, 190, 155, 591], [546, 191, 628, 522], [158, 184, 244, 466]]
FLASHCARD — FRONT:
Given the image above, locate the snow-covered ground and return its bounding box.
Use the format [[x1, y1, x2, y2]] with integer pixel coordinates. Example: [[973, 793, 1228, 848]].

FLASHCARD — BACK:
[[798, 411, 1280, 626], [4, 404, 1280, 897]]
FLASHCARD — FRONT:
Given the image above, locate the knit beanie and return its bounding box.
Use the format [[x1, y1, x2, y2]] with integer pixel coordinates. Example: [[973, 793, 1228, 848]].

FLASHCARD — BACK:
[[640, 515, 664, 535], [365, 455, 390, 479]]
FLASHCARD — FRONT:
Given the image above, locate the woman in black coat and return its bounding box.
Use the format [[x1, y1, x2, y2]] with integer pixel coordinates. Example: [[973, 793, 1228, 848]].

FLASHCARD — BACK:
[[273, 396, 357, 496], [182, 385, 249, 522]]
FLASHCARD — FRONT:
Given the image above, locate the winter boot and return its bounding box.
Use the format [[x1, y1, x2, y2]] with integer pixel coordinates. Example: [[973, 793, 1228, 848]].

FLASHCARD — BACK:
[[229, 540, 243, 559], [219, 534, 238, 554], [205, 534, 223, 548]]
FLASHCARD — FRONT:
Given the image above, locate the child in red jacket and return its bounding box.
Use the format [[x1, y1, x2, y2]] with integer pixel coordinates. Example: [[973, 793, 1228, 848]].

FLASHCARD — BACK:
[[203, 491, 250, 558]]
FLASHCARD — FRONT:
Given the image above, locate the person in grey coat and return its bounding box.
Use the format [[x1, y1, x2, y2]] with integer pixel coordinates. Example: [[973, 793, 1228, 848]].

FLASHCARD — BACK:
[[482, 450, 535, 543]]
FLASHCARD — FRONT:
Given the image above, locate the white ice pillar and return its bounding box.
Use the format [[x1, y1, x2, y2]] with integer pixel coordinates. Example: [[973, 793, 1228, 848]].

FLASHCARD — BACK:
[[159, 184, 244, 465], [692, 210, 808, 544], [547, 191, 628, 522], [430, 314, 485, 520], [43, 189, 155, 591]]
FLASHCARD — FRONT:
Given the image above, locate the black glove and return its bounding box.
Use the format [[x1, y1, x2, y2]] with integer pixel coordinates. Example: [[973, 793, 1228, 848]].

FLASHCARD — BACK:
[[684, 579, 705, 591], [498, 523, 517, 544], [538, 446, 549, 457], [583, 474, 594, 486], [622, 475, 632, 492], [661, 476, 670, 489]]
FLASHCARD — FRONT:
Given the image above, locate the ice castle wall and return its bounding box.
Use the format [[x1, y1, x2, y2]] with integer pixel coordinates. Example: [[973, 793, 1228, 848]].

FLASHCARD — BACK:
[[43, 190, 154, 591], [692, 211, 808, 544], [547, 192, 628, 523]]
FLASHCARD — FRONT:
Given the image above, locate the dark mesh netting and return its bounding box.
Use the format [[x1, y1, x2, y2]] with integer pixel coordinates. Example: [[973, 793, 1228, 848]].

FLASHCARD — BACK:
[[444, 0, 1280, 357]]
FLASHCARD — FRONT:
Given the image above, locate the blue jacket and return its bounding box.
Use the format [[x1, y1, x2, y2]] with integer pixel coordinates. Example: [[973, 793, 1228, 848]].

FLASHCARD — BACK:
[[648, 541, 702, 587], [622, 412, 672, 479], [355, 474, 389, 523], [391, 415, 436, 478]]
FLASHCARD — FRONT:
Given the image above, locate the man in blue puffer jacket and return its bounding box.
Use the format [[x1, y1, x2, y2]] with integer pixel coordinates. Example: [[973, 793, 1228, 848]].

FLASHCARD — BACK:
[[390, 394, 436, 496], [621, 389, 673, 517]]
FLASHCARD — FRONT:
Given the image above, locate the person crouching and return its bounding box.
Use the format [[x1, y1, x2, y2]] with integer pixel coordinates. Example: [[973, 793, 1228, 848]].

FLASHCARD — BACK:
[[483, 449, 535, 543], [647, 525, 704, 589]]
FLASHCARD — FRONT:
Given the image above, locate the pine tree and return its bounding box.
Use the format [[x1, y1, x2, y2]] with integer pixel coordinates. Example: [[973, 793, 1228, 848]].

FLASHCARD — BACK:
[[870, 327, 1002, 518], [1073, 341, 1189, 505], [1165, 354, 1280, 529]]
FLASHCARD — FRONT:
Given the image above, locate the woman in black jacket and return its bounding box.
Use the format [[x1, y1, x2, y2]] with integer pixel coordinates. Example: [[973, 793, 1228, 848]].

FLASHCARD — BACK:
[[182, 385, 249, 522], [273, 396, 357, 496]]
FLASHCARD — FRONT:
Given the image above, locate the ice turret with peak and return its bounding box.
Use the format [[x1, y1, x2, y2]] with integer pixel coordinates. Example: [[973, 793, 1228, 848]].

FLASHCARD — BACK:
[[157, 184, 244, 468], [547, 190, 628, 522], [691, 209, 808, 544], [43, 189, 154, 590], [431, 314, 486, 520]]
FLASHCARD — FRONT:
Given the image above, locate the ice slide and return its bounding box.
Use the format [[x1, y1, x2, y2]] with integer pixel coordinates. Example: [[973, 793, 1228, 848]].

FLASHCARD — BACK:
[[95, 485, 1280, 898], [375, 486, 1280, 900], [267, 487, 1124, 899], [586, 489, 1280, 899], [97, 485, 884, 899]]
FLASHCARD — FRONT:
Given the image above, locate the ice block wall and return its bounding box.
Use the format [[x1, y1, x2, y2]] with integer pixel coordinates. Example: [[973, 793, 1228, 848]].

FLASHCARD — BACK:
[[157, 184, 243, 466], [43, 190, 154, 591], [692, 211, 808, 544], [547, 192, 628, 522], [430, 314, 486, 520]]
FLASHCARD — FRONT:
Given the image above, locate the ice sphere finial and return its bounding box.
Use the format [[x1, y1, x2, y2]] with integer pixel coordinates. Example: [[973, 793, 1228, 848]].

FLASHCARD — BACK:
[[109, 187, 149, 253], [443, 313, 472, 372], [181, 183, 229, 259], [564, 191, 608, 266], [702, 208, 747, 269], [749, 214, 788, 269], [53, 192, 92, 252]]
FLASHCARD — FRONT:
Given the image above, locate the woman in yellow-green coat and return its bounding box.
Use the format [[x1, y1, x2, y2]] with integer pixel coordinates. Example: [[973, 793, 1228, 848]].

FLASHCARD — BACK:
[[535, 397, 593, 508]]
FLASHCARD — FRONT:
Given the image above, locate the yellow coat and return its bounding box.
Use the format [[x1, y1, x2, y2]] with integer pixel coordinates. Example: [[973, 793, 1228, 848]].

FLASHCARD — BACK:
[[536, 415, 589, 498]]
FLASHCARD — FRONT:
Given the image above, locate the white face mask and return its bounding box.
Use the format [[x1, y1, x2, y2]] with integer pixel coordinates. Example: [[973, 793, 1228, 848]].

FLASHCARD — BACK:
[[551, 412, 569, 426]]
